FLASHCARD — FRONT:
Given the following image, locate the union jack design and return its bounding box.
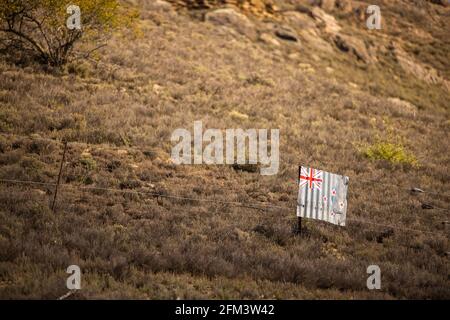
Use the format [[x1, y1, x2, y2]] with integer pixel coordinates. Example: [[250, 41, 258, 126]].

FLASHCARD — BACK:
[[299, 167, 323, 190]]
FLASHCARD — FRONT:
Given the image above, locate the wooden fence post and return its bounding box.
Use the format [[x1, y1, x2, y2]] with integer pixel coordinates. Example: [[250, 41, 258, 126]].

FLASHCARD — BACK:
[[51, 140, 68, 213], [297, 216, 302, 235], [297, 166, 302, 235]]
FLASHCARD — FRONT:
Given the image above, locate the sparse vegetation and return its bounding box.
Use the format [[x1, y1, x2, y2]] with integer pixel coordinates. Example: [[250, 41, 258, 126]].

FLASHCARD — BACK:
[[0, 0, 137, 66], [0, 0, 448, 299]]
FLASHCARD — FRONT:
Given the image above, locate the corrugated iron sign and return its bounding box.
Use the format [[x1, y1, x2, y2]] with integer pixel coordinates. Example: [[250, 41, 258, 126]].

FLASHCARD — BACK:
[[296, 166, 349, 226]]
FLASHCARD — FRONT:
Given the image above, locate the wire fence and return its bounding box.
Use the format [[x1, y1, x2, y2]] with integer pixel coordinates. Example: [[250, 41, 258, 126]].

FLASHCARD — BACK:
[[0, 137, 448, 237], [0, 177, 448, 236]]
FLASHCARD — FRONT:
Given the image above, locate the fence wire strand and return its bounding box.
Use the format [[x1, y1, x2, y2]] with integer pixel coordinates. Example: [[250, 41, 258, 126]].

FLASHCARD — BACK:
[[0, 178, 448, 236]]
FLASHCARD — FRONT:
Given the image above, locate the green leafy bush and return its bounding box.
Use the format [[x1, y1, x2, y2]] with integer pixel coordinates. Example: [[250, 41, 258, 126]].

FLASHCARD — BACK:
[[362, 140, 418, 166]]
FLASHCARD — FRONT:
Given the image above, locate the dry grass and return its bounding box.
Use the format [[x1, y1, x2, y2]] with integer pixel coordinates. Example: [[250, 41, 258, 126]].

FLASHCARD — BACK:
[[0, 0, 449, 299]]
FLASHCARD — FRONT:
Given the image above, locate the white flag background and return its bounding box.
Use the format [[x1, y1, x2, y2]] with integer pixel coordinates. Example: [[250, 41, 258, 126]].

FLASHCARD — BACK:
[[296, 166, 349, 226]]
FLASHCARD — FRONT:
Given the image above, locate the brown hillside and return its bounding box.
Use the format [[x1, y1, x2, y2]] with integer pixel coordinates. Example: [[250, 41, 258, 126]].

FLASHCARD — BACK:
[[0, 0, 449, 299]]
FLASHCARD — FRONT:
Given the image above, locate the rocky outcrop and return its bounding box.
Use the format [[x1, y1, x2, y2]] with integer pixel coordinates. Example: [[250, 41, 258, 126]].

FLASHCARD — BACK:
[[393, 43, 450, 91], [274, 25, 298, 42], [311, 0, 353, 13], [333, 34, 374, 63], [167, 0, 278, 17], [205, 8, 257, 39], [310, 7, 341, 34], [300, 28, 334, 53]]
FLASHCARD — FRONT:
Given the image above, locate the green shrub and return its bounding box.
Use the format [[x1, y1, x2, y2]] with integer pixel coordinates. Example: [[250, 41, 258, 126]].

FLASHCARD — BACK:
[[362, 141, 418, 166]]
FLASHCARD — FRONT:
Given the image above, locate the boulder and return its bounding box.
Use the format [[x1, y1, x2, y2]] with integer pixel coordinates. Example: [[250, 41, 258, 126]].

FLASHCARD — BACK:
[[205, 8, 257, 39], [299, 28, 334, 53], [274, 25, 299, 42], [333, 34, 373, 63], [311, 7, 341, 34]]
